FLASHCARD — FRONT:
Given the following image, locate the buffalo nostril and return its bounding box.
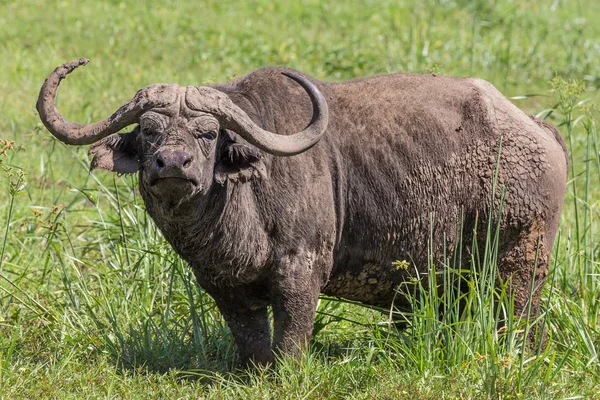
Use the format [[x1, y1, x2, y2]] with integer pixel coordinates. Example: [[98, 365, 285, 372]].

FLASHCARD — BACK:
[[155, 149, 192, 171]]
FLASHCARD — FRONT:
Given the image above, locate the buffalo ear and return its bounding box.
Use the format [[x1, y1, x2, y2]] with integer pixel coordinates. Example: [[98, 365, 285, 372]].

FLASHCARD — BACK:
[[89, 127, 140, 174], [214, 130, 267, 185]]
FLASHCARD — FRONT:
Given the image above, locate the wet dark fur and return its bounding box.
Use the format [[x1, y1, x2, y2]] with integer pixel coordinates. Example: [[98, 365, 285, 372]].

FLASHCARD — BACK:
[[89, 68, 568, 366]]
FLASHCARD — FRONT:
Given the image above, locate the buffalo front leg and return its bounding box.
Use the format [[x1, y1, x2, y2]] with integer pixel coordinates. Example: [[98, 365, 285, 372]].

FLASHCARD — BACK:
[[209, 290, 273, 368], [270, 255, 325, 358]]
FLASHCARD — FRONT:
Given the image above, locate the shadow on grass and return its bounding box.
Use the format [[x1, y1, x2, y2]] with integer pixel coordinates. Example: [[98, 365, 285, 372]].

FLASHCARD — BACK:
[[96, 307, 239, 382]]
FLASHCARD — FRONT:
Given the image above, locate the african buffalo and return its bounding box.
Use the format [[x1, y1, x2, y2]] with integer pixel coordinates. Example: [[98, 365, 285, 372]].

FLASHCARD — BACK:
[[37, 59, 568, 367]]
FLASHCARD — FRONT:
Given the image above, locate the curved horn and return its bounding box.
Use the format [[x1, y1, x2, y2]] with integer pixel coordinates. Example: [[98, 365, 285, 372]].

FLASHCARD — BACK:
[[218, 72, 329, 156], [36, 59, 146, 145]]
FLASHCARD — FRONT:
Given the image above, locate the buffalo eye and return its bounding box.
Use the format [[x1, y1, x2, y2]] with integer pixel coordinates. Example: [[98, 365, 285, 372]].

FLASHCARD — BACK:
[[142, 127, 156, 136], [201, 130, 217, 141]]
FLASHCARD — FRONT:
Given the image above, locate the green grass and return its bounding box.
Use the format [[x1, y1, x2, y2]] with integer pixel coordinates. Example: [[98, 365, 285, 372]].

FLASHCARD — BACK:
[[1, 0, 599, 398]]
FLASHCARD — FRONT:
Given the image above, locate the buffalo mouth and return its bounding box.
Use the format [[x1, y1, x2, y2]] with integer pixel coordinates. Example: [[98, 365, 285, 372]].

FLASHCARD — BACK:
[[147, 175, 201, 201], [149, 176, 199, 187]]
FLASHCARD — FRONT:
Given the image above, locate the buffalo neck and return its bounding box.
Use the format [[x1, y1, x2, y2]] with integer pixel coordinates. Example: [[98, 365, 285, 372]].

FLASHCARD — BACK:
[[141, 178, 272, 286]]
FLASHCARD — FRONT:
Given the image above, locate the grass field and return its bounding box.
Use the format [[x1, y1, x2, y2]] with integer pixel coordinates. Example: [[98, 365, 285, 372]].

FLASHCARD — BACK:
[[1, 0, 599, 398]]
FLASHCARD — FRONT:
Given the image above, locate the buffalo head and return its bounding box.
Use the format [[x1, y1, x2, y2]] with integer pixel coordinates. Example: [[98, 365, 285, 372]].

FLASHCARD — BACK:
[[37, 59, 328, 207]]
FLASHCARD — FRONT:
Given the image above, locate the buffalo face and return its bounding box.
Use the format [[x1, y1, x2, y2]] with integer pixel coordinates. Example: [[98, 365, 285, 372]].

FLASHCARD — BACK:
[[88, 109, 269, 208]]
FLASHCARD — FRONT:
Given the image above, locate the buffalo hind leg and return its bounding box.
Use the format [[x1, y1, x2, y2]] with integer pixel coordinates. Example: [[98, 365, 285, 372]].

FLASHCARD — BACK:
[[497, 220, 550, 346]]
